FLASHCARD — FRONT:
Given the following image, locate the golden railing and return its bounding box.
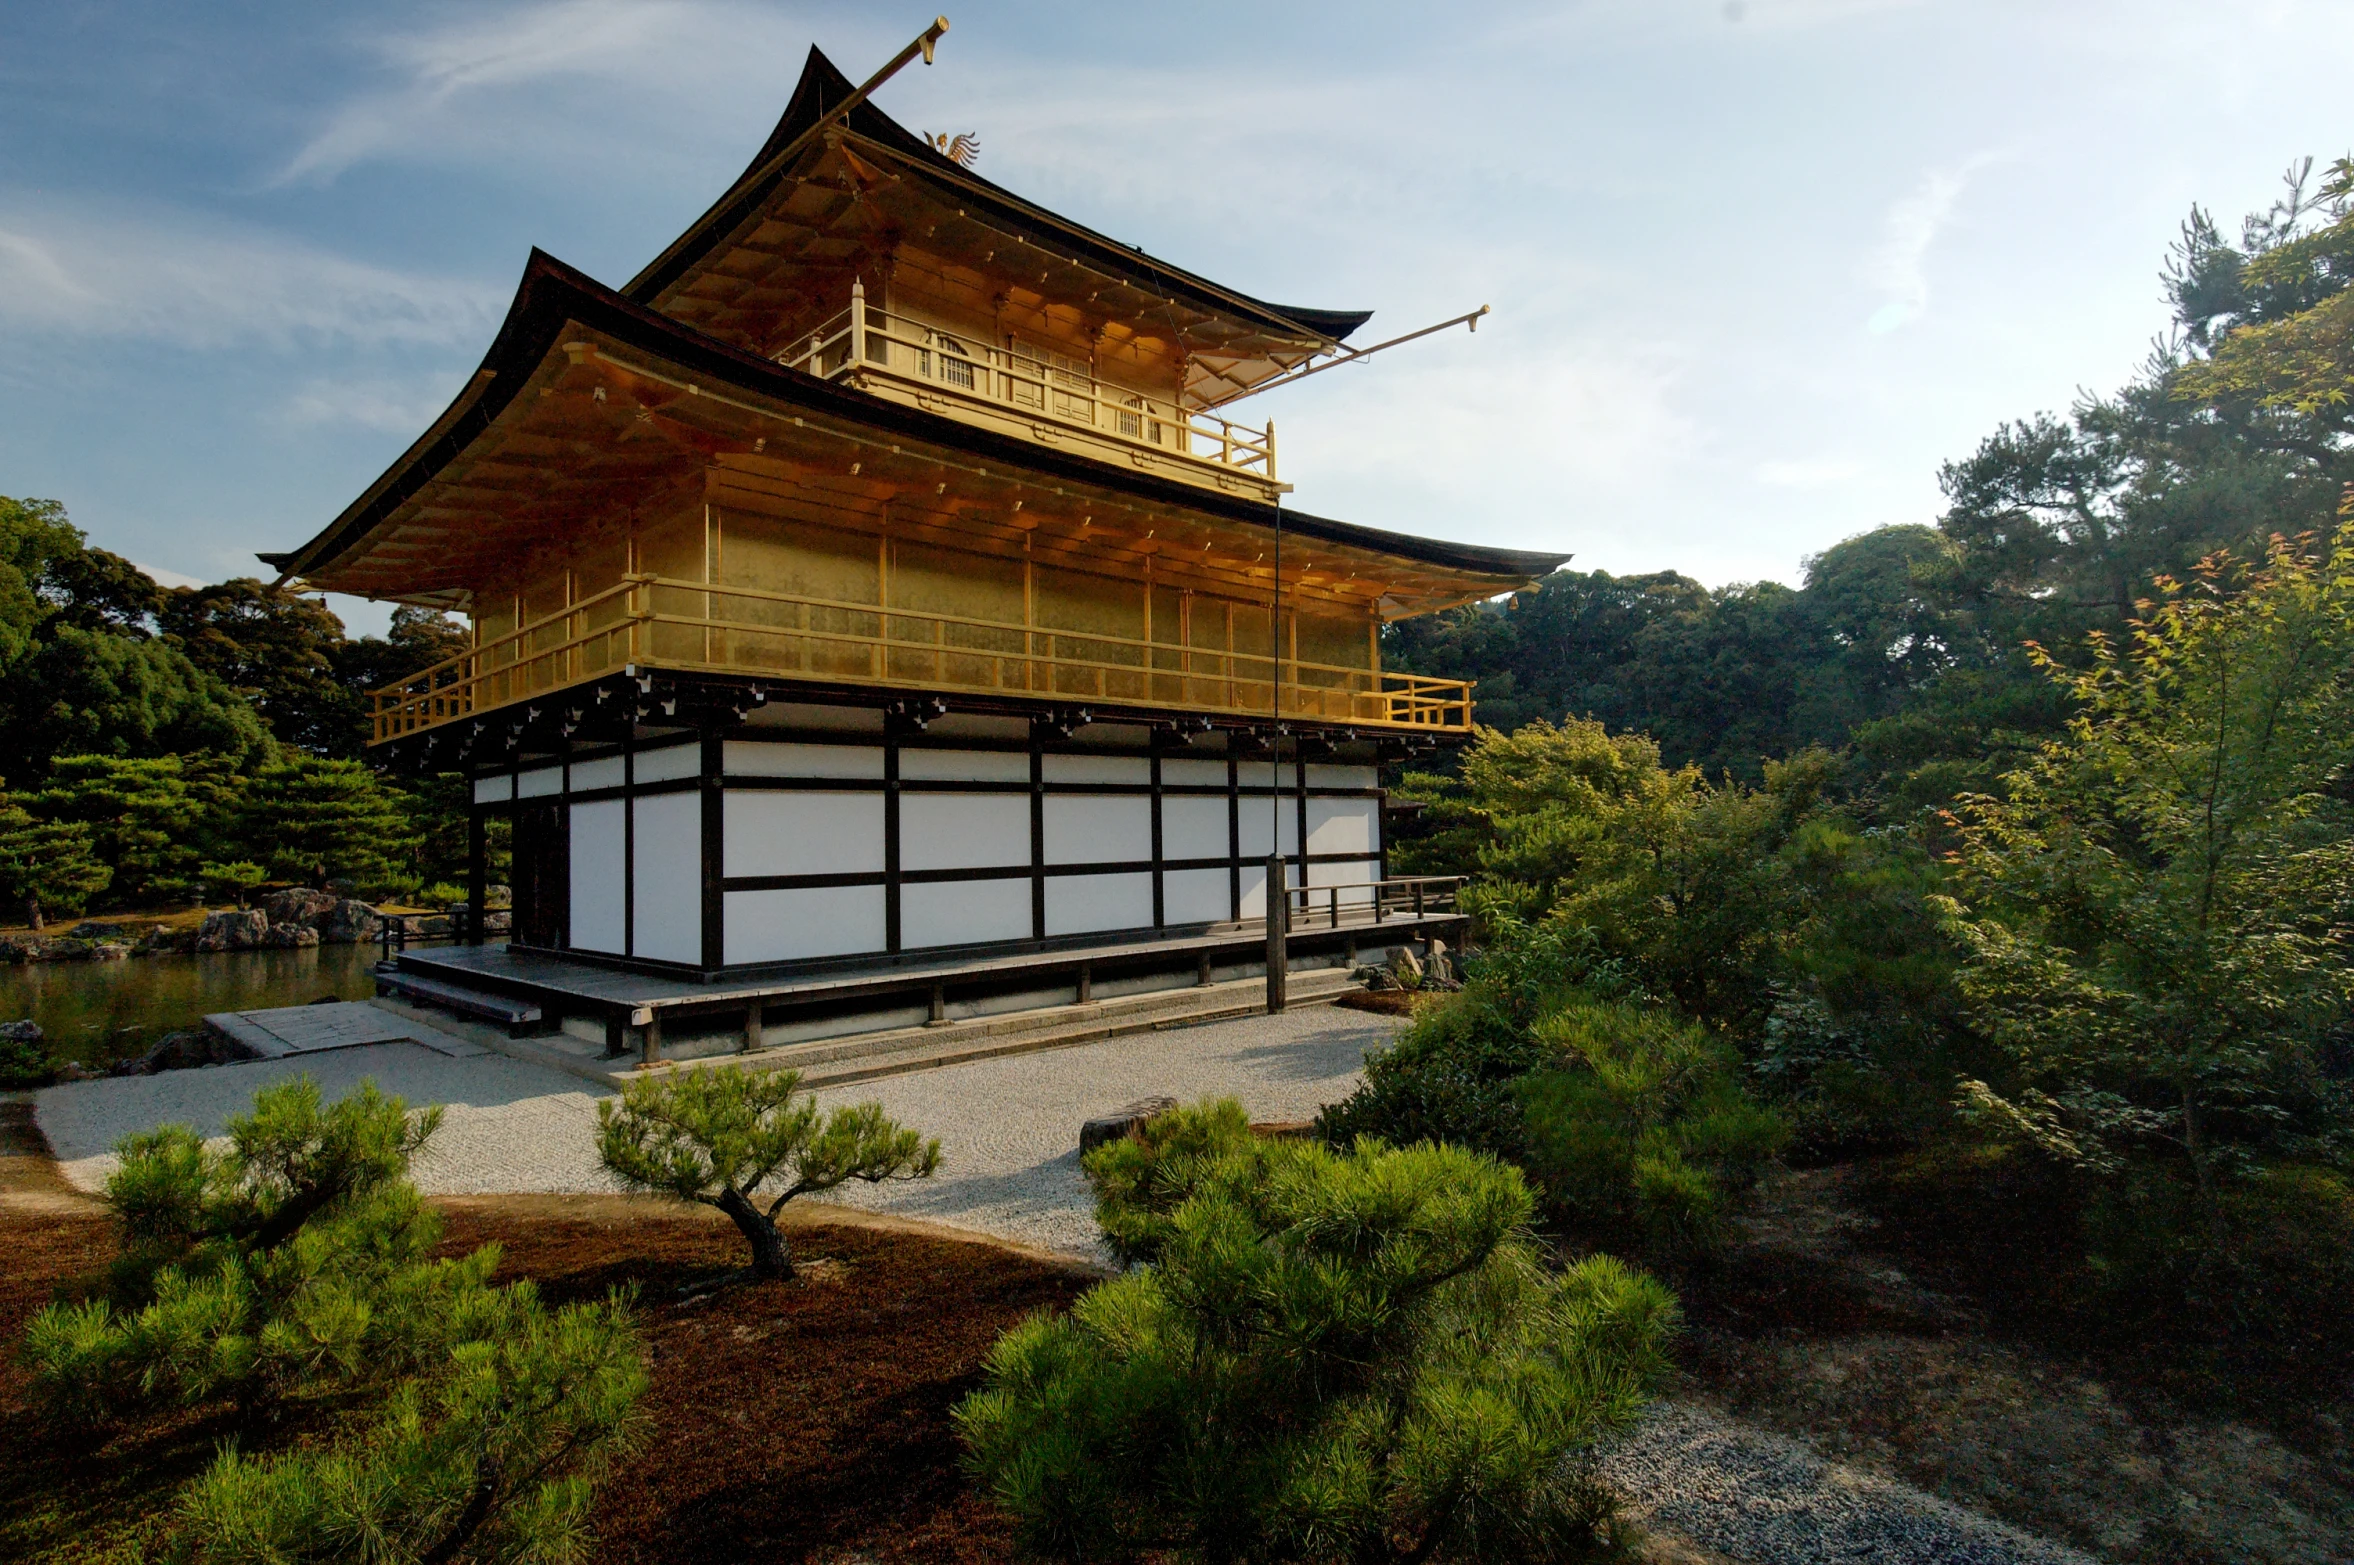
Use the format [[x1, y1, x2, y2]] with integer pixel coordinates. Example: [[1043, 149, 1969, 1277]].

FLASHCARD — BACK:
[[371, 575, 1472, 743], [778, 283, 1277, 481]]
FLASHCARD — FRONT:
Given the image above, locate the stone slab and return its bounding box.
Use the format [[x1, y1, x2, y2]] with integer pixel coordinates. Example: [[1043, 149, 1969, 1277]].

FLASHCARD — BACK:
[[204, 1002, 489, 1061]]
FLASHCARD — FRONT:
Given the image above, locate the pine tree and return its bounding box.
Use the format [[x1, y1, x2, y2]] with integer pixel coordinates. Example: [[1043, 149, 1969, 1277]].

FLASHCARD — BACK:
[[233, 754, 420, 890], [959, 1101, 1681, 1564], [597, 1065, 939, 1281], [0, 799, 110, 930]]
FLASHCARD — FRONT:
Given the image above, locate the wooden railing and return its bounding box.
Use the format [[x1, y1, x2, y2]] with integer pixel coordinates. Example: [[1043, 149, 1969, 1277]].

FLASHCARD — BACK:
[[371, 575, 1473, 742], [777, 282, 1277, 481], [1281, 875, 1465, 930]]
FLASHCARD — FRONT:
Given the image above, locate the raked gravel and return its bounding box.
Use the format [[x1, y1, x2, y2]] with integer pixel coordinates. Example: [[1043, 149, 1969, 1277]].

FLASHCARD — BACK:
[[1597, 1403, 2100, 1565], [34, 1002, 1401, 1260], [32, 1001, 2096, 1565]]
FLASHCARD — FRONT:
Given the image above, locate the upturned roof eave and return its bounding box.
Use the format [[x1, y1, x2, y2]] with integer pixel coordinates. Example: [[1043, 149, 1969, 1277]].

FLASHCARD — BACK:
[[620, 45, 1371, 351], [269, 249, 1567, 593]]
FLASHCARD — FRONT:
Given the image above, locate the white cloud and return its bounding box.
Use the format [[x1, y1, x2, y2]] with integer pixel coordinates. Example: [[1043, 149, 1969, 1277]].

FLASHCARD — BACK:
[[280, 373, 470, 433], [0, 199, 499, 350], [278, 0, 707, 184], [1755, 457, 1862, 487], [129, 560, 207, 590], [1861, 152, 2003, 334]]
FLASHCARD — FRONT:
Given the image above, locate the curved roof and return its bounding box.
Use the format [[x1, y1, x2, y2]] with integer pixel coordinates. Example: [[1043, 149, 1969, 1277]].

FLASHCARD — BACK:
[[626, 47, 1372, 354], [264, 250, 1567, 597]]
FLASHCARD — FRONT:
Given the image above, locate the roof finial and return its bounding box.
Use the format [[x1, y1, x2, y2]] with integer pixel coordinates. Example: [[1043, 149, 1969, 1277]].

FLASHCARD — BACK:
[[925, 131, 980, 167]]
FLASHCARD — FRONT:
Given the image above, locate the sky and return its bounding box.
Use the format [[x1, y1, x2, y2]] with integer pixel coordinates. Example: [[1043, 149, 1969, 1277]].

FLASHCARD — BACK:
[[2, 0, 2349, 635]]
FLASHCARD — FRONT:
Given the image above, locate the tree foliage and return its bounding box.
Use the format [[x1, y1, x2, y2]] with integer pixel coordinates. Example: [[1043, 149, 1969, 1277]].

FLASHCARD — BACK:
[[21, 1077, 647, 1563], [596, 1065, 941, 1280], [1942, 524, 2354, 1209], [959, 1103, 1679, 1564]]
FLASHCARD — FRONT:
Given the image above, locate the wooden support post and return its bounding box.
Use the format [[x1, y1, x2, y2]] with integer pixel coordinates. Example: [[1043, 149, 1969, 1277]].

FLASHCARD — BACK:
[[1198, 950, 1215, 987], [1077, 962, 1094, 1005], [639, 1011, 663, 1068], [928, 983, 948, 1026], [602, 1015, 628, 1059], [466, 809, 488, 947], [850, 277, 868, 366], [741, 999, 764, 1054], [1345, 935, 1358, 968], [1264, 851, 1288, 1014]]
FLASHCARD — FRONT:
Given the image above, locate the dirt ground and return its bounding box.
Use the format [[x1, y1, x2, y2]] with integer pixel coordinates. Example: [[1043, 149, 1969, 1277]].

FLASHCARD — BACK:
[[1677, 1163, 2354, 1565], [0, 1098, 1100, 1564]]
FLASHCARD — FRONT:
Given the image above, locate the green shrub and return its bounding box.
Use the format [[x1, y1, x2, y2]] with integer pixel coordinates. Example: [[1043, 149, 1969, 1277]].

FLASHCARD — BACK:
[[1316, 981, 1554, 1158], [1080, 1097, 1257, 1265], [966, 1104, 1680, 1564], [0, 1028, 56, 1089], [596, 1064, 940, 1281], [1518, 999, 1787, 1260], [2081, 1161, 2354, 1366], [20, 1076, 647, 1562], [170, 1285, 646, 1565]]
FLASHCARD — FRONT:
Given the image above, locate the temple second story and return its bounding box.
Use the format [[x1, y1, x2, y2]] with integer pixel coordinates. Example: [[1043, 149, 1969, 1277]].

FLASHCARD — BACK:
[[626, 48, 1370, 502]]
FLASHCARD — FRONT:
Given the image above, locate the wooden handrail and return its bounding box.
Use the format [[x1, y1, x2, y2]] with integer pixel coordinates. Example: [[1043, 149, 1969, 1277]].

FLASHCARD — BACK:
[[779, 300, 1278, 479], [368, 573, 1472, 743]]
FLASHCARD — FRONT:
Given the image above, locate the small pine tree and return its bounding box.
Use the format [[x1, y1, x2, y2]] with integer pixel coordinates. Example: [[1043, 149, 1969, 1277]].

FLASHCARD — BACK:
[[24, 1077, 647, 1563], [0, 800, 111, 931], [596, 1065, 940, 1281], [199, 859, 268, 909], [233, 754, 419, 889], [170, 1285, 647, 1565], [959, 1100, 1681, 1564]]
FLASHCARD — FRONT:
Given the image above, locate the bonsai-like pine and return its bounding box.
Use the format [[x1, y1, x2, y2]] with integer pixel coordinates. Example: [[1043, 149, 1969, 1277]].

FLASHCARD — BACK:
[[960, 1099, 1681, 1563], [24, 1077, 647, 1562], [596, 1065, 941, 1281], [0, 801, 110, 932]]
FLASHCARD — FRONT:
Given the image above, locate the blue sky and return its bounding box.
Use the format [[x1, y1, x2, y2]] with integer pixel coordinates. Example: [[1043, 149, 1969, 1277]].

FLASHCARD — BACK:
[[3, 1, 2349, 635]]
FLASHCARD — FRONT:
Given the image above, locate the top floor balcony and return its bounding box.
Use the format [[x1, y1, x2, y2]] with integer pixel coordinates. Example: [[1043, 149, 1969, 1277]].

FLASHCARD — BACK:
[[777, 282, 1284, 500]]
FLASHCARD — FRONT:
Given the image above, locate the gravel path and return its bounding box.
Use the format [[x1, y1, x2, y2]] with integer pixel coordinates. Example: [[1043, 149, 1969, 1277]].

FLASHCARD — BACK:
[[1598, 1403, 2099, 1565], [34, 1004, 1400, 1261], [33, 1004, 2097, 1565]]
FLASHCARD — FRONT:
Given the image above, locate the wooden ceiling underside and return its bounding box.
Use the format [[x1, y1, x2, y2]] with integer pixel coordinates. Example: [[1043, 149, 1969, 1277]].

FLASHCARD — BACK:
[[646, 133, 1335, 408], [296, 328, 1522, 620]]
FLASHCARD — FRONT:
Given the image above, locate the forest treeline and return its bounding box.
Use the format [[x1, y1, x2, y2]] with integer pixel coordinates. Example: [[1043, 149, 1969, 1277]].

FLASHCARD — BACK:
[[1354, 158, 2354, 1378], [0, 495, 476, 923]]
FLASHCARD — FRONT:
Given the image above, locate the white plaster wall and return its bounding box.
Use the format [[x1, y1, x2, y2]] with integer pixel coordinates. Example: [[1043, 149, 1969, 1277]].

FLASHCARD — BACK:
[[1161, 757, 1229, 787], [633, 742, 702, 783], [724, 791, 884, 878], [567, 798, 626, 953], [1236, 860, 1271, 920], [1306, 797, 1378, 858], [516, 765, 562, 799], [1046, 872, 1153, 936], [1043, 753, 1150, 784], [903, 793, 1030, 872], [724, 741, 883, 779], [632, 791, 702, 964], [901, 749, 1029, 783], [570, 754, 625, 793], [1238, 805, 1302, 860], [1161, 795, 1230, 861], [1303, 857, 1378, 908], [473, 775, 513, 805], [724, 885, 886, 964], [1163, 867, 1231, 925], [1235, 761, 1300, 793], [902, 876, 1032, 949], [1307, 764, 1379, 791], [1044, 795, 1151, 865]]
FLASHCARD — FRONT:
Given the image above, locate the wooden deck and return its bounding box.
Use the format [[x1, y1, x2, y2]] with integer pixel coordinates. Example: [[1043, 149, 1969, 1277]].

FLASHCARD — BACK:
[[388, 909, 1459, 1063]]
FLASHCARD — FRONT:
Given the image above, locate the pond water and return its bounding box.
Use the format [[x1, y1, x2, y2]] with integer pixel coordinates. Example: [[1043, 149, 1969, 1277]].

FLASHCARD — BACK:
[[0, 942, 443, 1069]]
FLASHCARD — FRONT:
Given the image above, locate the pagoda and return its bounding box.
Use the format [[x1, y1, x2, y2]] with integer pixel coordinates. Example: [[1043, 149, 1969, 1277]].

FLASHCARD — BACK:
[[264, 39, 1564, 1063]]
